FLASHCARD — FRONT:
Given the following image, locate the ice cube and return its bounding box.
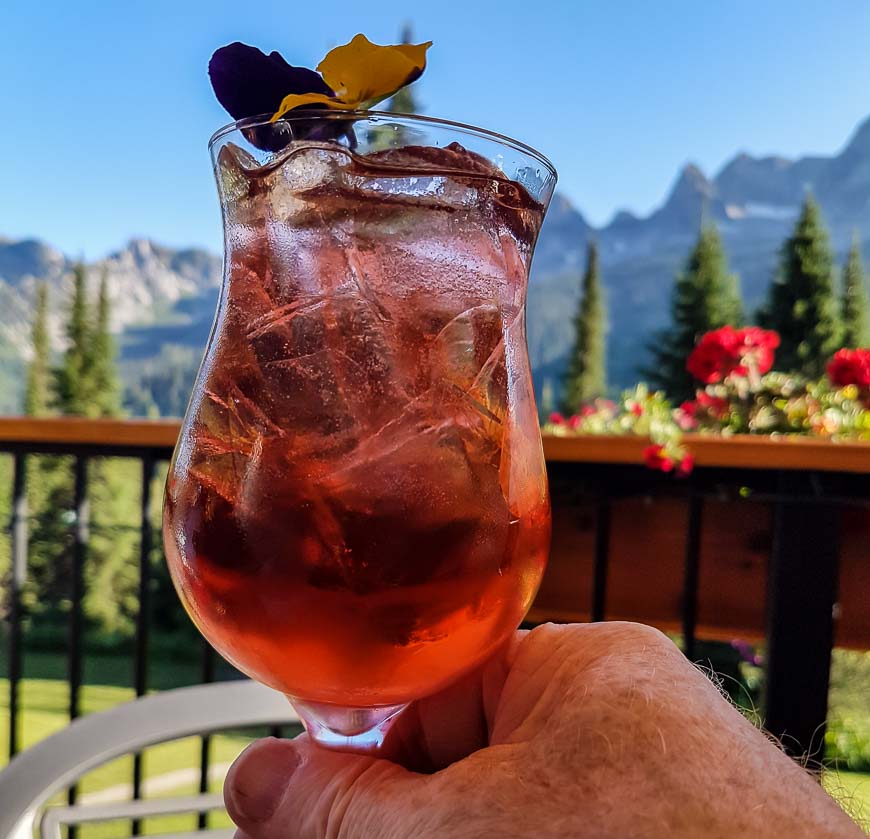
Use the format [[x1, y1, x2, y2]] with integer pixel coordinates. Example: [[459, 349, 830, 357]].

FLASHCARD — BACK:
[[314, 413, 511, 595]]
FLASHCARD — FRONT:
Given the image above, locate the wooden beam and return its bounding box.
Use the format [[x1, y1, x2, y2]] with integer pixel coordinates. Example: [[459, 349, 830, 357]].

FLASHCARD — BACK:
[[544, 433, 870, 474], [1, 418, 868, 473], [0, 417, 181, 449]]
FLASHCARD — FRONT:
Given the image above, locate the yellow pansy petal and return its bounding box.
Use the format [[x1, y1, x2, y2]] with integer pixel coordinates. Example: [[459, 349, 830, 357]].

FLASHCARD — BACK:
[[394, 41, 431, 72], [316, 33, 432, 108], [271, 92, 355, 122]]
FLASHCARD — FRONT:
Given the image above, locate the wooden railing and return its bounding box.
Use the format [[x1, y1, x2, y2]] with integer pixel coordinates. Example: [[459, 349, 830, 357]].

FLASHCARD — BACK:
[[2, 417, 869, 770], [2, 416, 868, 472]]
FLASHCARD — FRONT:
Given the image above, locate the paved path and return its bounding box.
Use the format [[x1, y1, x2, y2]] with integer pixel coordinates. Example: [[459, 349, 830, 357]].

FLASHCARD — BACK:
[[79, 762, 233, 805]]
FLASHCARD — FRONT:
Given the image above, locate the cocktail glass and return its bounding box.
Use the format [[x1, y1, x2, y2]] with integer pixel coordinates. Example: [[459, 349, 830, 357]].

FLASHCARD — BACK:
[[163, 112, 557, 749]]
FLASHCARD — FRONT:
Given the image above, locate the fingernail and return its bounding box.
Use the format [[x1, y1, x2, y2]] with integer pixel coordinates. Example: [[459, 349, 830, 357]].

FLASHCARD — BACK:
[[228, 738, 300, 823]]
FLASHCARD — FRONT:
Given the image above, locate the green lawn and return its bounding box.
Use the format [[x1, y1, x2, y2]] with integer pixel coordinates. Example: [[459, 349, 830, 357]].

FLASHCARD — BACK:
[[824, 771, 870, 833], [0, 658, 867, 836], [0, 651, 303, 837]]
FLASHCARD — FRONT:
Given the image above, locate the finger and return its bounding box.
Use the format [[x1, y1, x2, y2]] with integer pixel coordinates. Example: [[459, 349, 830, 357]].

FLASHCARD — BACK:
[[379, 629, 525, 771], [225, 735, 426, 839]]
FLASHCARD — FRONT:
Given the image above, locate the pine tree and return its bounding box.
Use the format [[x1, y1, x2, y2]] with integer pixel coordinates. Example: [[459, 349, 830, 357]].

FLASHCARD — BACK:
[[562, 241, 607, 412], [55, 263, 93, 415], [762, 195, 841, 376], [25, 283, 51, 416], [387, 24, 420, 115], [841, 232, 869, 348], [90, 270, 122, 417], [646, 223, 742, 401], [539, 377, 555, 420]]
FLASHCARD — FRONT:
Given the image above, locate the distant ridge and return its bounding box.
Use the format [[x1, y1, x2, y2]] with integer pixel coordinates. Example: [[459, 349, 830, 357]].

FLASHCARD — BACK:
[[3, 113, 870, 412]]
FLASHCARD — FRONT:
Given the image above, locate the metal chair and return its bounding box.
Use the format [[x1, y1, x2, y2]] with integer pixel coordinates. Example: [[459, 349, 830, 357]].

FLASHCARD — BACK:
[[0, 680, 300, 838]]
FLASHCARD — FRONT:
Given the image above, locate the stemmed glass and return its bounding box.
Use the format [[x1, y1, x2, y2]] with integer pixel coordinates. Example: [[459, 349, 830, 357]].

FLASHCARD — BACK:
[[163, 112, 556, 749]]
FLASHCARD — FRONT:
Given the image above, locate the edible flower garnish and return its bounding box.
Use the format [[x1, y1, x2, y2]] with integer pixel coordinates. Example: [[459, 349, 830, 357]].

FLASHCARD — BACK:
[[271, 34, 431, 120], [209, 43, 334, 121], [208, 34, 431, 124]]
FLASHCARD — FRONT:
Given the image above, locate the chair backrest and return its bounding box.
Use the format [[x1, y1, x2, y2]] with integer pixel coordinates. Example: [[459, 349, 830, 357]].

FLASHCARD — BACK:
[[0, 680, 299, 839]]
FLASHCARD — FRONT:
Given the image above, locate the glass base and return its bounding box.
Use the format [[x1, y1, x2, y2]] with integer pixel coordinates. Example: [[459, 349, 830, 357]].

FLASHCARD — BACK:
[[289, 698, 408, 751]]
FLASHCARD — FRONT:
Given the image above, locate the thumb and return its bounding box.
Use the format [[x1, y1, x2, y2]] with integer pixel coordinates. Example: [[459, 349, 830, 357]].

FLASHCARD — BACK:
[[224, 736, 426, 839]]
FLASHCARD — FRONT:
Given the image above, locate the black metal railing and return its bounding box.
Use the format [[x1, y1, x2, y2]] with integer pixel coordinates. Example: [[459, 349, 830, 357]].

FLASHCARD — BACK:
[[1, 425, 180, 835], [2, 420, 869, 829], [542, 455, 870, 766]]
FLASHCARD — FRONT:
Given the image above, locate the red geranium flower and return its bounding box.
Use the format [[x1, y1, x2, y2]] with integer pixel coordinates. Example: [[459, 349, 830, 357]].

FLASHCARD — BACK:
[[676, 453, 695, 477], [643, 444, 674, 472], [568, 414, 583, 430], [696, 391, 730, 419], [827, 348, 870, 388], [736, 326, 779, 376], [686, 327, 741, 383], [549, 412, 565, 426], [686, 325, 780, 382], [676, 402, 698, 430], [630, 403, 643, 417]]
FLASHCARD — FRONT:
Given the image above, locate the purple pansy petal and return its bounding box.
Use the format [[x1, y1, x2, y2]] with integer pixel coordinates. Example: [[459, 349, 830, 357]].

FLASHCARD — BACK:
[[208, 42, 333, 120]]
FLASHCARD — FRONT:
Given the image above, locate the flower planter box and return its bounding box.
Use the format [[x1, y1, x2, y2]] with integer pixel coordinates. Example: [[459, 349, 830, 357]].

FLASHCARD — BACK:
[[533, 433, 870, 648]]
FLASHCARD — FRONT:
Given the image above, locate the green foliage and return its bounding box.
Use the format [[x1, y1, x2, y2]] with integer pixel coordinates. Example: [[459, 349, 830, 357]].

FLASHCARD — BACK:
[[646, 224, 742, 402], [688, 372, 869, 438], [0, 456, 11, 618], [387, 23, 420, 115], [12, 265, 138, 638], [549, 383, 682, 447], [0, 347, 24, 415], [841, 233, 869, 348], [20, 455, 75, 626], [387, 82, 418, 116], [17, 457, 157, 640], [89, 271, 122, 417], [24, 283, 51, 416], [562, 241, 607, 411], [123, 345, 201, 417], [539, 377, 555, 419], [827, 649, 870, 771], [761, 196, 841, 376], [55, 263, 93, 415], [83, 458, 142, 635]]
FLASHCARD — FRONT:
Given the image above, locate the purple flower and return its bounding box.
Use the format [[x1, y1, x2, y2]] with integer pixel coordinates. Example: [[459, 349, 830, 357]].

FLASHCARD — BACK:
[[731, 639, 762, 667], [208, 43, 333, 121]]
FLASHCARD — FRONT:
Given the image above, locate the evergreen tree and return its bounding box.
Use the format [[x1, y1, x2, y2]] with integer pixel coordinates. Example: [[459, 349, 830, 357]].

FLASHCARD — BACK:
[[646, 223, 742, 401], [539, 377, 555, 420], [387, 24, 420, 116], [25, 283, 51, 416], [841, 232, 869, 348], [761, 196, 841, 377], [55, 263, 93, 415], [562, 241, 607, 411], [90, 270, 122, 417]]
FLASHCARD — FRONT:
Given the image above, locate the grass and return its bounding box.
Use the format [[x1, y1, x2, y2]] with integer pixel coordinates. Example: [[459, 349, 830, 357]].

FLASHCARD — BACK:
[[824, 771, 870, 833], [0, 653, 867, 835], [0, 650, 303, 837]]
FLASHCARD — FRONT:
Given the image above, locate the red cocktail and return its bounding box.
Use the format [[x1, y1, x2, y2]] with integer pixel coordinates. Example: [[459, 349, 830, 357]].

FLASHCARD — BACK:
[[163, 113, 556, 747]]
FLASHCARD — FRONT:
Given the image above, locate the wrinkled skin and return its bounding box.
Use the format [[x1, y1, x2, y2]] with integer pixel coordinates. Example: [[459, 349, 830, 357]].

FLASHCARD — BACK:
[[225, 622, 861, 838]]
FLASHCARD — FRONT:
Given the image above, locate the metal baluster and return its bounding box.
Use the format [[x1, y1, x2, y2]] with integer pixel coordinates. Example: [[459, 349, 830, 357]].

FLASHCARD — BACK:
[[198, 644, 217, 830], [8, 453, 28, 758], [764, 472, 840, 764], [67, 456, 90, 839], [131, 456, 155, 835], [681, 492, 703, 662], [591, 496, 611, 622]]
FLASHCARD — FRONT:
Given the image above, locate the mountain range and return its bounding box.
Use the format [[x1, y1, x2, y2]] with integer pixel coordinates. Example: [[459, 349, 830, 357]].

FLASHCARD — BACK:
[[3, 114, 870, 415]]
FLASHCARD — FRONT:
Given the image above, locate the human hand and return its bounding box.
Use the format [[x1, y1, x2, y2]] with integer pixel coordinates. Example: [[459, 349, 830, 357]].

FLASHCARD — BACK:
[[225, 622, 861, 838]]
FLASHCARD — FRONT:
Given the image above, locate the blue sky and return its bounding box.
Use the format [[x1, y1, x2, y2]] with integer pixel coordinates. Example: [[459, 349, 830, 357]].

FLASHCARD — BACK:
[[3, 0, 870, 258]]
